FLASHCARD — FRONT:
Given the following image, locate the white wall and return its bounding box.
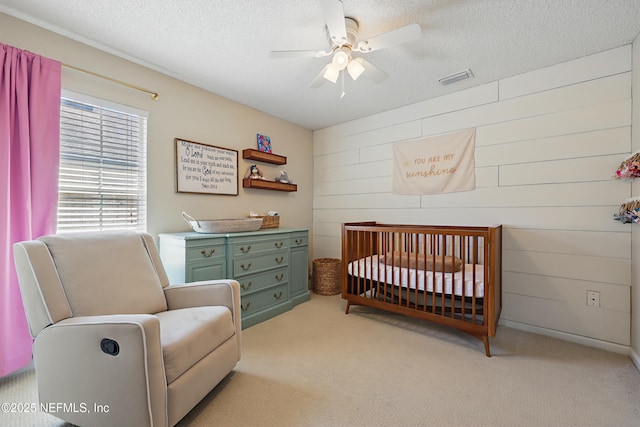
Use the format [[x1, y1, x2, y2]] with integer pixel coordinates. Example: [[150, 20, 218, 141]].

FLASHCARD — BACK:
[[631, 33, 640, 369], [313, 45, 633, 352], [0, 13, 314, 242]]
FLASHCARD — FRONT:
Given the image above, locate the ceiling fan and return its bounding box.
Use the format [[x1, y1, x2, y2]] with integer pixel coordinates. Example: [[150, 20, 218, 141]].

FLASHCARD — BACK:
[[269, 0, 421, 93]]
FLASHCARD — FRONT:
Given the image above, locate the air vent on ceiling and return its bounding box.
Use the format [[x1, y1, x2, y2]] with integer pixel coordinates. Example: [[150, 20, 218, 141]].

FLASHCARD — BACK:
[[438, 68, 474, 85]]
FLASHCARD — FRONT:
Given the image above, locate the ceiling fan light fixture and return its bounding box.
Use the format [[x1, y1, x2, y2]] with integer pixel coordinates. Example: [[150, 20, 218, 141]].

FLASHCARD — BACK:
[[331, 48, 350, 70], [323, 63, 340, 83], [438, 68, 474, 85], [347, 57, 365, 80]]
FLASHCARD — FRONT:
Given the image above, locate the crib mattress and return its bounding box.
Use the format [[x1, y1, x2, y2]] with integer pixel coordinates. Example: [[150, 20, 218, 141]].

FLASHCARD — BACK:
[[347, 255, 485, 298]]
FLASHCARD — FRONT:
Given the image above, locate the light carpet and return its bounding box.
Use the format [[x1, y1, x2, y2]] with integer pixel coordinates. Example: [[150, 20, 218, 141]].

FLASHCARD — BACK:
[[1, 294, 639, 426]]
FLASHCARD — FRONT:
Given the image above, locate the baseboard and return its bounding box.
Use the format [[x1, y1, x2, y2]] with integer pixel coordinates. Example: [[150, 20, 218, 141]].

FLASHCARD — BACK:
[[499, 320, 630, 356], [630, 348, 640, 373]]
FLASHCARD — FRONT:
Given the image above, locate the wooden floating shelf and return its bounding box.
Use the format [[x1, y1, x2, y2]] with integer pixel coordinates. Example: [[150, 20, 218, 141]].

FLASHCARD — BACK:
[[242, 178, 297, 192], [242, 149, 287, 165]]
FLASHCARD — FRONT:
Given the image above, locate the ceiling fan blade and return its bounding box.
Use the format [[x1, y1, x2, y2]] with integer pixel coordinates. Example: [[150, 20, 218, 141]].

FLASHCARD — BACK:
[[358, 58, 389, 83], [309, 64, 331, 88], [269, 50, 331, 58], [321, 0, 347, 45], [355, 23, 422, 52]]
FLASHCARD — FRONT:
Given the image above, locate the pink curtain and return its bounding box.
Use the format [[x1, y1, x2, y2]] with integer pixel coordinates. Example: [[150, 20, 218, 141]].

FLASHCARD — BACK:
[[0, 43, 61, 376]]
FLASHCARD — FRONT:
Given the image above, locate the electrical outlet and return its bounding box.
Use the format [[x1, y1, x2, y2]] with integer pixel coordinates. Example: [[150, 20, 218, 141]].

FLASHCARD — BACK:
[[587, 290, 600, 307]]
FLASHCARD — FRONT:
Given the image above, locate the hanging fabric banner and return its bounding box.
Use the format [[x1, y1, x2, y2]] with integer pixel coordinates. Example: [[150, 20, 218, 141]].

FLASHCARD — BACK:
[[392, 128, 476, 195]]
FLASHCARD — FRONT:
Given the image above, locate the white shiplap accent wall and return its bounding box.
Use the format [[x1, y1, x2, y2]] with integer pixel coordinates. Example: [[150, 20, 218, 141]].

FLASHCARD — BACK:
[[313, 45, 633, 348]]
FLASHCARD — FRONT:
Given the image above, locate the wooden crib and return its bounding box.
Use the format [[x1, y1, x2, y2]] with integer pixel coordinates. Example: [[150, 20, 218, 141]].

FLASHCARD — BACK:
[[342, 222, 502, 356]]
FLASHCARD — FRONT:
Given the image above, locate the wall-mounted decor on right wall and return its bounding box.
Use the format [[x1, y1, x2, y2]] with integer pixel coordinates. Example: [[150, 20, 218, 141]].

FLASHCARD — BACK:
[[613, 153, 640, 223], [613, 151, 640, 180], [392, 128, 476, 195]]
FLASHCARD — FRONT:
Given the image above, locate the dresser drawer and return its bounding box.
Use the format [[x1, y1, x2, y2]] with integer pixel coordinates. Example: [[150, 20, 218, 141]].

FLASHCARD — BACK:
[[232, 238, 289, 257], [233, 252, 288, 277], [240, 283, 289, 315], [237, 268, 288, 295], [290, 233, 308, 248], [186, 244, 225, 263]]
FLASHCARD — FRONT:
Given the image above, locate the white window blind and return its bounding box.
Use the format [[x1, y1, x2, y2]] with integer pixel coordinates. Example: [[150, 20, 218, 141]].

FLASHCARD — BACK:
[[57, 92, 148, 233]]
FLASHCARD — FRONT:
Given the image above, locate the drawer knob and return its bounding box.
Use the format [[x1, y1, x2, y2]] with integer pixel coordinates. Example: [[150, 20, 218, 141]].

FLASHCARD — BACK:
[[273, 291, 283, 300], [274, 241, 283, 249], [275, 273, 284, 281], [240, 281, 252, 291], [240, 262, 252, 271], [295, 239, 302, 245], [200, 248, 215, 257], [275, 256, 284, 264], [241, 302, 251, 311], [240, 245, 251, 253]]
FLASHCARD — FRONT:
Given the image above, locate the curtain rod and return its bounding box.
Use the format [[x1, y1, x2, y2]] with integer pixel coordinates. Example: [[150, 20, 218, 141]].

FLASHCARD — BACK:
[[62, 63, 159, 101]]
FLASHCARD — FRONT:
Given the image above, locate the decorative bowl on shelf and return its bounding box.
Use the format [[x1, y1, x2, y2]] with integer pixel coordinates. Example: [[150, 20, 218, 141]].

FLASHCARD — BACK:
[[182, 212, 263, 233]]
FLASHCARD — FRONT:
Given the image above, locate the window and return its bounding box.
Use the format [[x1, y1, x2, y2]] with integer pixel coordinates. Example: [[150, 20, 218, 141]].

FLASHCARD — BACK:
[[57, 91, 148, 233]]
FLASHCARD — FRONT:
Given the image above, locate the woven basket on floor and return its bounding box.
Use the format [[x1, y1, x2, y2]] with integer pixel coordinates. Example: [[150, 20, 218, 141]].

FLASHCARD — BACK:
[[313, 258, 342, 295]]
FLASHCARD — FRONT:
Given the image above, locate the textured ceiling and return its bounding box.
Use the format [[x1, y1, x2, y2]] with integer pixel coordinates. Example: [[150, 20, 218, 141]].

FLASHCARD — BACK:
[[1, 0, 640, 130]]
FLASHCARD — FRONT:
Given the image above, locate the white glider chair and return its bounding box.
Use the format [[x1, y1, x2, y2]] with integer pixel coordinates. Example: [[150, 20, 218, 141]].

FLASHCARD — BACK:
[[13, 231, 242, 427]]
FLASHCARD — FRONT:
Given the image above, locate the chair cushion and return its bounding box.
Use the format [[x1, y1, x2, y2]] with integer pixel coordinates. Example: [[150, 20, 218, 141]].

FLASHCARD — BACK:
[[40, 231, 167, 316], [157, 306, 235, 384]]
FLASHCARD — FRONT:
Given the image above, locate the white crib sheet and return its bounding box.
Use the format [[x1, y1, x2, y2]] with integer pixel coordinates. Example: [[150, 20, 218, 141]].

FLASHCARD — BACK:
[[347, 254, 485, 298]]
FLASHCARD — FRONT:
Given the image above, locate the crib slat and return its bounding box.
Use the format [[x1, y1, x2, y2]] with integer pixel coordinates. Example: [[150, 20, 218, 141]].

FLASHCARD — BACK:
[[470, 235, 476, 322], [450, 234, 455, 320]]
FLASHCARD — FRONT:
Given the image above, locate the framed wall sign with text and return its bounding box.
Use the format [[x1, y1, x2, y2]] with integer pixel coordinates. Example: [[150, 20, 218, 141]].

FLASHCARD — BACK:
[[175, 138, 238, 195]]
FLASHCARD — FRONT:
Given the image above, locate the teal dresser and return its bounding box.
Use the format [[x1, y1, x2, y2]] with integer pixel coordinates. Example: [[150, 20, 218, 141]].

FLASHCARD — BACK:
[[159, 228, 310, 328]]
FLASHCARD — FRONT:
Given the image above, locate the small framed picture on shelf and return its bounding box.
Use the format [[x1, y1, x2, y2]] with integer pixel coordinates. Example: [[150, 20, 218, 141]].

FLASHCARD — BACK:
[[257, 133, 272, 153]]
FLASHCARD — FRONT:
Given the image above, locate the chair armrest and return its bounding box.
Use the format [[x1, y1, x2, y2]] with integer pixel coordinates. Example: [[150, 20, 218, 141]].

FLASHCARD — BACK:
[[164, 280, 242, 358], [33, 314, 166, 427], [164, 279, 240, 312]]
